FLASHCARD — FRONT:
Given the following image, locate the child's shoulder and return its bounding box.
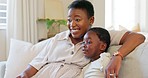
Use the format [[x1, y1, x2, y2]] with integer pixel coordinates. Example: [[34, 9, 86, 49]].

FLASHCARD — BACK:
[[90, 52, 111, 71], [84, 53, 111, 78]]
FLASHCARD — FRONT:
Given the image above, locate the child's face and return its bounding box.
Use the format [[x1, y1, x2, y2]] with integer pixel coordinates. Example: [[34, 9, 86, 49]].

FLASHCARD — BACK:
[[82, 31, 105, 60], [67, 8, 94, 39]]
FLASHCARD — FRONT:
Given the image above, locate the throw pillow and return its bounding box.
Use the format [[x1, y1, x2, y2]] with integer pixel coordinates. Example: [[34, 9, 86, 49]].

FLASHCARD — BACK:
[[132, 23, 141, 32], [4, 39, 49, 78]]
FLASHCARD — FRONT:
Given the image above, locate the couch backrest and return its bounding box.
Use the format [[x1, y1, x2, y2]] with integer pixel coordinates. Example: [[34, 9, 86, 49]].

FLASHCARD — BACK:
[[108, 42, 148, 78]]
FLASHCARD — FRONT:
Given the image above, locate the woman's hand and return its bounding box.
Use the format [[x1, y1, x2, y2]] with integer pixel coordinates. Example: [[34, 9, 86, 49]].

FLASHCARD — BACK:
[[105, 56, 122, 78], [16, 72, 29, 78], [16, 65, 38, 78]]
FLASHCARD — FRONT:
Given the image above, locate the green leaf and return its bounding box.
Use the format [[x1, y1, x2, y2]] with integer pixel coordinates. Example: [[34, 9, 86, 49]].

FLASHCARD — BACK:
[[57, 20, 67, 25], [46, 19, 55, 29], [43, 19, 67, 29]]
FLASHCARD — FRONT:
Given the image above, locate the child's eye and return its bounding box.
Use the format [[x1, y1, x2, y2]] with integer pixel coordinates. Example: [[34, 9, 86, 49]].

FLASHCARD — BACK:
[[81, 41, 92, 45], [87, 41, 92, 44]]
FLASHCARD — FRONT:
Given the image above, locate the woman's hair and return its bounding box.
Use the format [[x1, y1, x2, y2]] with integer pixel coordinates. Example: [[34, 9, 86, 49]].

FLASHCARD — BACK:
[[68, 0, 94, 18], [88, 27, 111, 52]]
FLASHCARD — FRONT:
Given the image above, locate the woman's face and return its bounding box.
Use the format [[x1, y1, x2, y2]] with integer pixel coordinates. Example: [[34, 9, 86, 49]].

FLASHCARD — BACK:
[[67, 8, 94, 39], [82, 31, 104, 60]]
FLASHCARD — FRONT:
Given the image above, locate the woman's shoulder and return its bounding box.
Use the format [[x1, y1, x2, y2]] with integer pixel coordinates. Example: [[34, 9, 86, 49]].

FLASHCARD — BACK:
[[52, 30, 70, 40]]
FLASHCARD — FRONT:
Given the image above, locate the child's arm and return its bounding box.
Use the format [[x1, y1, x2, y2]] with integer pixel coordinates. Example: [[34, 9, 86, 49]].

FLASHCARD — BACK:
[[16, 65, 38, 78]]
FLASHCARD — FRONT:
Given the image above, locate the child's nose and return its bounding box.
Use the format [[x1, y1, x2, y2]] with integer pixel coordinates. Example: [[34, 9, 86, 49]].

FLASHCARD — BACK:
[[82, 43, 87, 48]]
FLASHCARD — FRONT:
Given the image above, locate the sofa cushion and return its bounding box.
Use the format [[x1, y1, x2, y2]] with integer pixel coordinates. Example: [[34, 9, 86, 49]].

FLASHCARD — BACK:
[[4, 39, 49, 78]]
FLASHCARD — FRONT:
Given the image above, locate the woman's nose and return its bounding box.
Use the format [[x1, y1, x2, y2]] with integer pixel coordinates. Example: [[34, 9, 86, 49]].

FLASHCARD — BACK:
[[70, 21, 76, 27]]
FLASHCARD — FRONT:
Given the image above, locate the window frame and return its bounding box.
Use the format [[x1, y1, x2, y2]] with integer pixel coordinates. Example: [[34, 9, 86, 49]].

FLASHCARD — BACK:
[[105, 0, 140, 30], [0, 0, 7, 29]]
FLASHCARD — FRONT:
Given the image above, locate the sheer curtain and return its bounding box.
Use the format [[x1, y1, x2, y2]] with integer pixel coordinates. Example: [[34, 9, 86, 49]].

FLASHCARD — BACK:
[[6, 0, 38, 56], [105, 0, 148, 32], [140, 0, 148, 32]]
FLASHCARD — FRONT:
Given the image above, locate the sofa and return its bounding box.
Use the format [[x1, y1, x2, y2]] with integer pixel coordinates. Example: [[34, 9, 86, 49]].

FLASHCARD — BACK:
[[0, 32, 148, 78]]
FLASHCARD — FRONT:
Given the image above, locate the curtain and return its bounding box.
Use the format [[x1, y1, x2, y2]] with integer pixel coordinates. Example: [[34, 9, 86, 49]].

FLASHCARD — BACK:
[[105, 0, 138, 30], [140, 0, 148, 32], [105, 0, 148, 32], [6, 0, 38, 57]]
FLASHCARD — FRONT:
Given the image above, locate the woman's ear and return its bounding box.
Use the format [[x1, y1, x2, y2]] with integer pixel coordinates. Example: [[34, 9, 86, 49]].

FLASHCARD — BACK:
[[89, 16, 94, 25]]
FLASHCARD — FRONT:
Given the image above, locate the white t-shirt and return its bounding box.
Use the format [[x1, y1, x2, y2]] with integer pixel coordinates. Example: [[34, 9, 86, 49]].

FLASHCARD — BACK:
[[84, 53, 111, 78]]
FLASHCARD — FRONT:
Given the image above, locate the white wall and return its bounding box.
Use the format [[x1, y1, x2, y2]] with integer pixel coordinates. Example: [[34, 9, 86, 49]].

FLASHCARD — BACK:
[[92, 0, 105, 27]]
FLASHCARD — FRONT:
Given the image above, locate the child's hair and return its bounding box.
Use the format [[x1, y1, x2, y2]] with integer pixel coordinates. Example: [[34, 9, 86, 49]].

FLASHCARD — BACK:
[[68, 0, 94, 18], [88, 27, 111, 52]]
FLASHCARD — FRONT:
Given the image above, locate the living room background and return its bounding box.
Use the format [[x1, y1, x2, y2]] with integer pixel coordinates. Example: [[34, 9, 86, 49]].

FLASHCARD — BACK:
[[0, 0, 148, 61]]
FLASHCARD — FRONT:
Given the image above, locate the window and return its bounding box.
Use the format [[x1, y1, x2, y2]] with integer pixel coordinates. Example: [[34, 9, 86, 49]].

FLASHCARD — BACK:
[[0, 0, 7, 29], [105, 0, 139, 30]]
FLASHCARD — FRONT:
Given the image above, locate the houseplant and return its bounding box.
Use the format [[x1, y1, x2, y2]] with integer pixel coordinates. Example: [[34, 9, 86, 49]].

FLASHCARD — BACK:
[[38, 18, 67, 38]]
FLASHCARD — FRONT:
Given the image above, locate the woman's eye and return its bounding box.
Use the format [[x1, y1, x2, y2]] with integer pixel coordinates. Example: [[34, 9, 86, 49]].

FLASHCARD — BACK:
[[75, 18, 80, 22]]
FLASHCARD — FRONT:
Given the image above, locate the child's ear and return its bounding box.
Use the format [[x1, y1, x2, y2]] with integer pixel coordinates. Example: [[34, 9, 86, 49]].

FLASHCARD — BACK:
[[100, 43, 107, 51]]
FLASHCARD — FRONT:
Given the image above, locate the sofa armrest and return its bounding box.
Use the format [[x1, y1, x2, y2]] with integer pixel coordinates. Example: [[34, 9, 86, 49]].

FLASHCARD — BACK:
[[0, 61, 6, 78]]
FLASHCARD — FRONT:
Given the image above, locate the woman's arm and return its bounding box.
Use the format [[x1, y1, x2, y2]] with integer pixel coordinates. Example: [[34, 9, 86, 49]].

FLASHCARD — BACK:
[[105, 31, 145, 78], [16, 65, 38, 78]]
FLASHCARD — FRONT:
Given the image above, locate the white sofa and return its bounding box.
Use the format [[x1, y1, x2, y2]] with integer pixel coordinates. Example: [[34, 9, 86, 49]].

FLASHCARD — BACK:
[[0, 34, 148, 78], [0, 61, 6, 78]]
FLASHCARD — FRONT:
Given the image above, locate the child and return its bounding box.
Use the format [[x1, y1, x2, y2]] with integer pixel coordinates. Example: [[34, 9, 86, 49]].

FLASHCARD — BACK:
[[82, 27, 111, 78]]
